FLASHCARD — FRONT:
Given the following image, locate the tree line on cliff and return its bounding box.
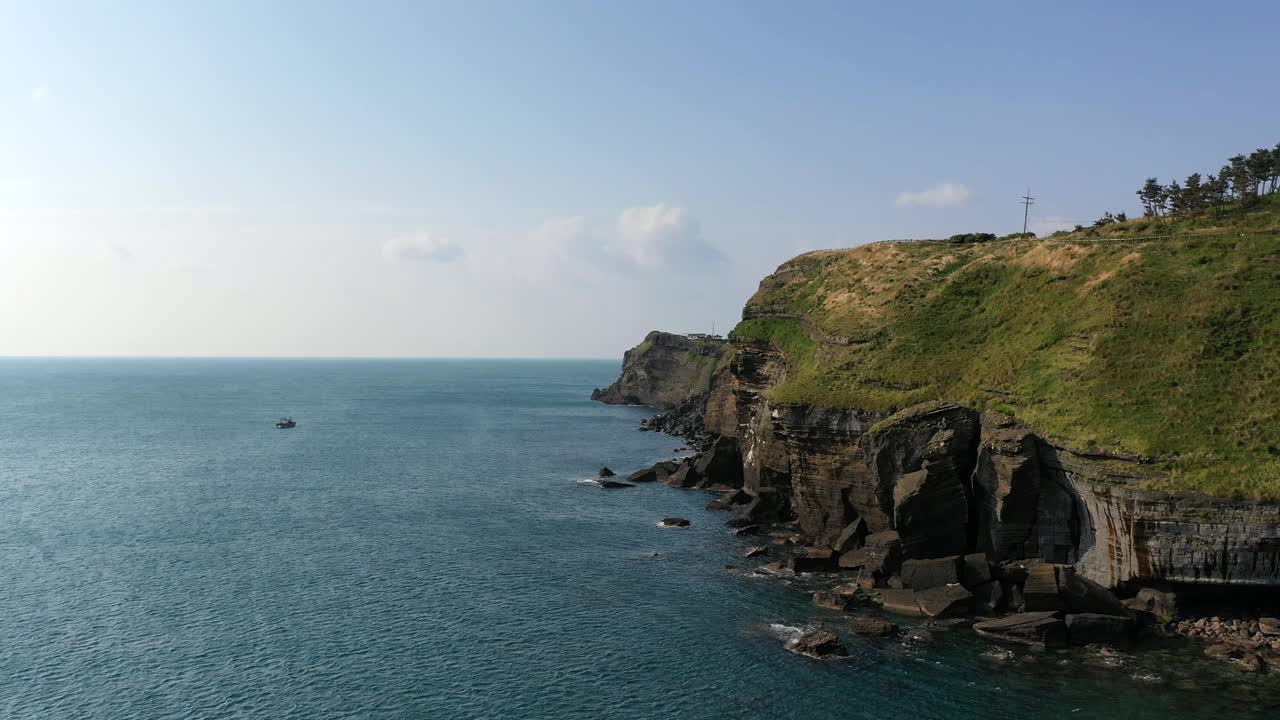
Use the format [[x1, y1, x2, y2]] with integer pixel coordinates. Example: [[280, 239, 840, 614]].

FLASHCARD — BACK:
[[1134, 143, 1280, 219]]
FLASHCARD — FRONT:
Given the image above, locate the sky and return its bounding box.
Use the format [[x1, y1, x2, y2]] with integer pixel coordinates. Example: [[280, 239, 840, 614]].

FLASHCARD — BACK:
[[2, 1, 1277, 358]]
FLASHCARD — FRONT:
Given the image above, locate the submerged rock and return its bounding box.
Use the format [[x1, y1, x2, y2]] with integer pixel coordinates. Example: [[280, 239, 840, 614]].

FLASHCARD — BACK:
[[659, 517, 691, 528], [599, 480, 635, 489]]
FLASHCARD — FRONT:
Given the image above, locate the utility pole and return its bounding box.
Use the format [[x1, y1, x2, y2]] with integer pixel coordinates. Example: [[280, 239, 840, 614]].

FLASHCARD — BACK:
[[1020, 188, 1036, 235]]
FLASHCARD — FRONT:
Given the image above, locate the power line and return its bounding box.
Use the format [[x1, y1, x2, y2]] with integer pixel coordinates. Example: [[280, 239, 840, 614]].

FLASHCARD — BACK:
[[1020, 188, 1036, 235]]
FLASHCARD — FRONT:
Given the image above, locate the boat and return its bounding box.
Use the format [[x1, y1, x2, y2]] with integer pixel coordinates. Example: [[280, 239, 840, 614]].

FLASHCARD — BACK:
[[276, 417, 296, 429]]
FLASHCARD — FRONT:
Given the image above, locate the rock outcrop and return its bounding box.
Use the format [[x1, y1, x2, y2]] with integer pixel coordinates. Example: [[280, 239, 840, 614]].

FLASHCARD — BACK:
[[695, 348, 1280, 588], [590, 331, 726, 409]]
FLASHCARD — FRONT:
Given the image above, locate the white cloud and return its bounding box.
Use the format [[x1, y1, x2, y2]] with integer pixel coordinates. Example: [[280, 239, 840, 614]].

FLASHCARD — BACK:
[[382, 233, 465, 263], [533, 204, 724, 276], [30, 86, 50, 103], [895, 182, 971, 209], [614, 204, 724, 267]]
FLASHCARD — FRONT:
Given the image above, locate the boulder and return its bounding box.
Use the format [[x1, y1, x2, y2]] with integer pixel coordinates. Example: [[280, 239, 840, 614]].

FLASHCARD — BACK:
[[915, 585, 973, 618], [758, 561, 794, 577], [1238, 653, 1265, 673], [901, 556, 963, 590], [626, 466, 660, 483], [598, 467, 616, 478], [973, 611, 1067, 649], [734, 525, 763, 536], [744, 546, 768, 558], [970, 580, 1006, 615], [848, 616, 899, 637], [878, 589, 925, 617], [1022, 563, 1062, 611], [1261, 617, 1280, 636], [1056, 568, 1128, 616], [1127, 587, 1180, 622], [830, 582, 863, 600], [659, 517, 690, 528], [812, 591, 851, 611], [664, 463, 699, 488], [788, 630, 848, 659], [725, 516, 757, 529], [962, 553, 993, 588], [789, 547, 838, 573], [832, 518, 869, 554], [1065, 613, 1134, 648], [838, 535, 902, 577]]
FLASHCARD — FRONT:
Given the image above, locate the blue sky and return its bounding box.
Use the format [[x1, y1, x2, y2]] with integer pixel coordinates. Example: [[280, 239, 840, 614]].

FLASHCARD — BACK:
[[2, 1, 1277, 357]]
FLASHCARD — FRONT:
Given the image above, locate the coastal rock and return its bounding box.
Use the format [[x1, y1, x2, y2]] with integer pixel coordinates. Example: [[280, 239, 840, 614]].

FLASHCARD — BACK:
[[1055, 567, 1128, 615], [901, 556, 962, 590], [788, 629, 848, 659], [970, 580, 1006, 614], [628, 460, 684, 484], [812, 591, 851, 611], [832, 518, 868, 554], [848, 616, 898, 637], [914, 585, 973, 618], [744, 546, 768, 558], [1022, 563, 1063, 611], [974, 611, 1067, 649], [788, 547, 838, 573], [706, 488, 752, 511], [1128, 587, 1181, 621], [665, 463, 699, 488], [598, 467, 616, 478], [599, 480, 635, 489], [589, 331, 726, 409], [878, 589, 925, 617], [1065, 613, 1134, 647], [691, 436, 744, 489], [962, 553, 993, 588], [659, 517, 691, 528]]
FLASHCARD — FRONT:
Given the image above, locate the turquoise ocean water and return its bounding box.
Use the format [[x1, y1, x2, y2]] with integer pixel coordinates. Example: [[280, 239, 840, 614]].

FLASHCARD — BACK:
[[0, 359, 1273, 718]]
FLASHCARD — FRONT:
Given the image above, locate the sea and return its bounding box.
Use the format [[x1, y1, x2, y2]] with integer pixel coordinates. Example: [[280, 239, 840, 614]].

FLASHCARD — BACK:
[[0, 358, 1274, 719]]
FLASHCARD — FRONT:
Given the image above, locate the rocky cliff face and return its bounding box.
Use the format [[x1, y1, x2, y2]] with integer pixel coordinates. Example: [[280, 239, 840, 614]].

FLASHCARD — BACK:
[[590, 331, 727, 409], [702, 343, 1280, 587]]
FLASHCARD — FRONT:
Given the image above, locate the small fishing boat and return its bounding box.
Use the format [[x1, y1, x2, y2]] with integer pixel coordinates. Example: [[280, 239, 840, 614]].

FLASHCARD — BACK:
[[276, 417, 296, 429]]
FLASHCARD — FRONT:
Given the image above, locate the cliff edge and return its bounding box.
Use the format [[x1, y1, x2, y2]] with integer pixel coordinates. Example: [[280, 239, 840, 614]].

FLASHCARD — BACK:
[[591, 331, 727, 409], [600, 216, 1280, 588]]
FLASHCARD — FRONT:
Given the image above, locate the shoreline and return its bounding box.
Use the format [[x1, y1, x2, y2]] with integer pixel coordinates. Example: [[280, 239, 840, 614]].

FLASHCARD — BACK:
[[611, 399, 1280, 680]]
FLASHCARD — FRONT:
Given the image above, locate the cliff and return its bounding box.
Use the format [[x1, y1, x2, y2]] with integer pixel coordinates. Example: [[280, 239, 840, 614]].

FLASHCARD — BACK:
[[605, 222, 1280, 588], [591, 331, 727, 409]]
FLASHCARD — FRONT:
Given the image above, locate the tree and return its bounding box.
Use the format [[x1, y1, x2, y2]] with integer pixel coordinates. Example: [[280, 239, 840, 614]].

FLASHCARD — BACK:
[[1138, 177, 1163, 217], [1246, 149, 1272, 200], [1162, 179, 1183, 216], [1203, 173, 1227, 206], [1183, 173, 1203, 212], [1116, 211, 1128, 222], [1227, 155, 1254, 202]]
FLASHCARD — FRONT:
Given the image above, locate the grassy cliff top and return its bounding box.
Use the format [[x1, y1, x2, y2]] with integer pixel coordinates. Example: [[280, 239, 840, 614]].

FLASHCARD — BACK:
[[731, 195, 1280, 499]]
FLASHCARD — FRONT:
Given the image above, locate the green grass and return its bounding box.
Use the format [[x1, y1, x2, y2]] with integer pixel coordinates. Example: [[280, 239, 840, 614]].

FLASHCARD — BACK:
[[734, 195, 1280, 499]]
